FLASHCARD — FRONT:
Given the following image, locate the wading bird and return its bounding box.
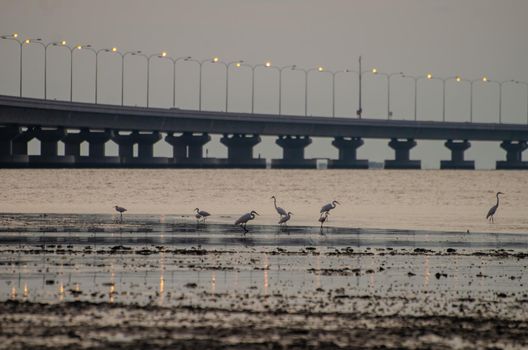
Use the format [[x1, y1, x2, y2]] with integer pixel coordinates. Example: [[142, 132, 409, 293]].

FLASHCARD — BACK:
[[320, 200, 340, 214], [319, 211, 329, 233], [278, 212, 293, 226], [194, 208, 211, 222], [271, 196, 287, 217], [114, 205, 127, 222], [486, 192, 504, 223], [235, 210, 259, 233]]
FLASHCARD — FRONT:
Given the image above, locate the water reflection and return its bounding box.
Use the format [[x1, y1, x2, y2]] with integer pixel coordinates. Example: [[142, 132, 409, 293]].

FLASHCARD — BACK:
[[423, 256, 430, 289], [263, 255, 269, 295]]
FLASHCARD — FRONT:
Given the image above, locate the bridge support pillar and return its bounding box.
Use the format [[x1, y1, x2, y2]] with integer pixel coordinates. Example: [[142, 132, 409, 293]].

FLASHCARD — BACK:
[[12, 127, 36, 157], [63, 130, 85, 158], [30, 127, 74, 167], [220, 134, 266, 168], [113, 131, 135, 161], [165, 132, 214, 167], [0, 126, 28, 167], [440, 140, 474, 169], [113, 131, 166, 167], [76, 129, 120, 167], [328, 137, 369, 169], [385, 138, 421, 169], [271, 135, 316, 168], [496, 140, 528, 169]]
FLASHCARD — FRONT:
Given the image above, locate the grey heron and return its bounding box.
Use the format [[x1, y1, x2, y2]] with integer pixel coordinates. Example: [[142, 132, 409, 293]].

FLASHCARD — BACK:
[[318, 211, 329, 233], [320, 200, 340, 214], [486, 192, 504, 223], [271, 196, 288, 217], [235, 210, 259, 233], [278, 212, 293, 226], [194, 208, 211, 222], [114, 205, 127, 222]]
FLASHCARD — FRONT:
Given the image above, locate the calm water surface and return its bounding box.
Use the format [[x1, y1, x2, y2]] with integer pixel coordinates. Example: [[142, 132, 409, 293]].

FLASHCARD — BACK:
[[1, 169, 526, 234]]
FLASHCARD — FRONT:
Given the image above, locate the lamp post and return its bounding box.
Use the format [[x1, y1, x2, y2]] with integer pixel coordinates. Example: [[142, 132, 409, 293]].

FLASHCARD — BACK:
[[152, 54, 191, 107], [95, 47, 119, 104], [42, 40, 69, 99], [70, 44, 94, 102], [244, 62, 278, 114], [512, 80, 528, 124], [278, 65, 296, 115], [0, 33, 24, 97], [482, 77, 505, 123], [299, 66, 331, 117], [218, 60, 243, 112], [146, 52, 169, 107], [371, 69, 404, 119], [401, 73, 433, 121], [187, 57, 222, 111], [330, 69, 354, 118], [118, 50, 142, 106]]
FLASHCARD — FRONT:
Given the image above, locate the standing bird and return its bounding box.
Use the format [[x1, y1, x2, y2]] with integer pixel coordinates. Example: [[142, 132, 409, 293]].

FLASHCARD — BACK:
[[194, 208, 211, 223], [271, 196, 288, 217], [319, 212, 329, 233], [486, 192, 504, 223], [320, 200, 340, 214], [278, 212, 293, 226], [235, 210, 259, 233], [114, 205, 127, 222]]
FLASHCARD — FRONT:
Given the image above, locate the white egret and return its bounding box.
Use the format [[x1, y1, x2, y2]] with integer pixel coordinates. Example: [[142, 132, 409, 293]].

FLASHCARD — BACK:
[[271, 196, 287, 217], [114, 205, 127, 222], [235, 210, 259, 233], [318, 211, 329, 233], [320, 200, 340, 214], [194, 208, 211, 222], [486, 192, 504, 223], [278, 212, 293, 226]]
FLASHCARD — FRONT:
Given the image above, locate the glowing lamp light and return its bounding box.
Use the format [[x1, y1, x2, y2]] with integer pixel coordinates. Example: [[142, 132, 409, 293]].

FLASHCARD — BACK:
[[24, 39, 30, 44], [112, 47, 117, 52], [318, 66, 324, 72], [61, 40, 67, 45], [265, 61, 271, 67], [213, 57, 219, 63], [161, 51, 167, 57], [482, 76, 488, 82], [372, 68, 378, 74], [427, 73, 433, 79], [235, 62, 241, 67], [76, 45, 82, 50], [13, 33, 18, 38], [456, 76, 461, 82]]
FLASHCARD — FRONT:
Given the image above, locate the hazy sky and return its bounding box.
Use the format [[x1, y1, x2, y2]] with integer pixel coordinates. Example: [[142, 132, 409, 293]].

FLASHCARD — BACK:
[[1, 0, 527, 168]]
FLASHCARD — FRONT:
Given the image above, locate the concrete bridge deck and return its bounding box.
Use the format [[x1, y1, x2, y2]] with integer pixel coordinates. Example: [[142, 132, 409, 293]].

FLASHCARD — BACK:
[[0, 95, 527, 169]]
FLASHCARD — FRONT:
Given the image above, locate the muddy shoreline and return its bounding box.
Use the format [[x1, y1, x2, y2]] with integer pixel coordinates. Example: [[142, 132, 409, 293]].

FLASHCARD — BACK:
[[1, 300, 527, 349]]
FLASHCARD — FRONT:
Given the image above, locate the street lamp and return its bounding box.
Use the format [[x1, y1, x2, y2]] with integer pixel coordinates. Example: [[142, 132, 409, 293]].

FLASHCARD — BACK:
[[400, 73, 434, 121], [145, 51, 170, 107], [95, 47, 119, 104], [150, 53, 191, 107], [298, 66, 332, 116], [482, 77, 505, 123], [117, 50, 142, 106], [278, 65, 296, 115], [187, 57, 222, 111], [70, 44, 95, 101], [512, 80, 528, 124], [329, 69, 355, 118], [243, 61, 278, 114], [371, 69, 404, 119], [0, 33, 24, 97], [217, 60, 244, 112]]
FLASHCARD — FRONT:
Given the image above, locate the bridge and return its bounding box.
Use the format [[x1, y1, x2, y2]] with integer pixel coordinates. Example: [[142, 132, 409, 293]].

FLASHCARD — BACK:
[[0, 94, 527, 169]]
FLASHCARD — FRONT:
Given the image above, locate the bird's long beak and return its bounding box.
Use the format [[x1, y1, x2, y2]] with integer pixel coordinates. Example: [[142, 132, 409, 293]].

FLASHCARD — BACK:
[[255, 212, 260, 215]]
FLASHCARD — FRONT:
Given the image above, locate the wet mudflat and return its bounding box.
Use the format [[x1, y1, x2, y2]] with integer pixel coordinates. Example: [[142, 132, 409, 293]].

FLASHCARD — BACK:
[[1, 214, 528, 349]]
